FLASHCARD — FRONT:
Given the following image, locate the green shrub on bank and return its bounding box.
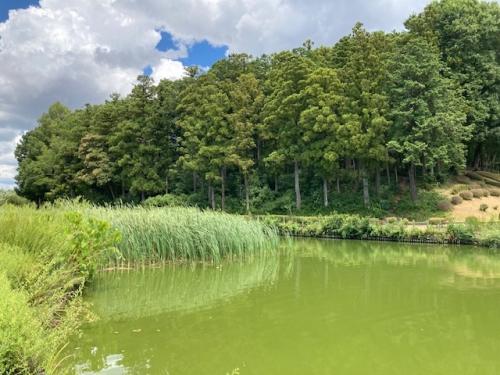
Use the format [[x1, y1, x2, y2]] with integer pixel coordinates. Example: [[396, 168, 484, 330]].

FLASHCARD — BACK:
[[460, 191, 473, 200], [0, 205, 121, 374], [143, 193, 191, 207], [261, 213, 499, 247], [451, 195, 463, 205], [0, 272, 45, 374], [0, 190, 30, 206]]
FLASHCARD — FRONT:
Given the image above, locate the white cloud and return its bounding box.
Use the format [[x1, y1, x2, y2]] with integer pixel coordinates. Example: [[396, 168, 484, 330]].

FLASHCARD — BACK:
[[0, 0, 430, 187], [152, 59, 187, 82]]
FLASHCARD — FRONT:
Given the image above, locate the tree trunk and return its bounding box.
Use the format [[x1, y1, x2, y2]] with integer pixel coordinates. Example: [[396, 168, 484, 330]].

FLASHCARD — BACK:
[[409, 162, 418, 202], [386, 163, 390, 185], [244, 173, 250, 213], [430, 164, 435, 177], [360, 163, 370, 207], [375, 166, 381, 196], [193, 172, 197, 193], [274, 175, 278, 193], [394, 166, 399, 185], [121, 180, 125, 198], [165, 176, 169, 194], [294, 160, 301, 210], [473, 143, 482, 170], [336, 178, 340, 193], [220, 167, 226, 211], [323, 177, 329, 207], [141, 191, 145, 202], [108, 184, 116, 200], [208, 183, 215, 209]]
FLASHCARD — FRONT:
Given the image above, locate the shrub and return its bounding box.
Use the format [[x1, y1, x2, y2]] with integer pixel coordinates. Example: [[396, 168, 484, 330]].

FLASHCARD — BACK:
[[143, 193, 190, 207], [482, 189, 490, 197], [450, 184, 469, 195], [459, 191, 473, 200], [480, 203, 488, 212], [450, 195, 463, 205], [437, 200, 453, 211], [490, 189, 500, 197], [0, 190, 30, 206], [0, 272, 45, 374], [493, 206, 498, 210], [428, 217, 445, 225], [385, 216, 398, 223], [447, 224, 474, 243], [471, 189, 483, 198], [455, 175, 471, 184]]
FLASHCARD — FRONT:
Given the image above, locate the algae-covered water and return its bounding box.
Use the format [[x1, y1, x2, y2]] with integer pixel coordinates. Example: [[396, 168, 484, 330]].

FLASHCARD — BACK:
[[71, 239, 500, 374]]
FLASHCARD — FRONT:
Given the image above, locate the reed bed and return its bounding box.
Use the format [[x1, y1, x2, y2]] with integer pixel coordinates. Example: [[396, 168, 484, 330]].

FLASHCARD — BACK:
[[90, 206, 279, 264]]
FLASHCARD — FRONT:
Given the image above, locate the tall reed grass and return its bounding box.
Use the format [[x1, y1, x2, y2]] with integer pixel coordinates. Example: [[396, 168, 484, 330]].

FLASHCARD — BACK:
[[90, 206, 279, 264]]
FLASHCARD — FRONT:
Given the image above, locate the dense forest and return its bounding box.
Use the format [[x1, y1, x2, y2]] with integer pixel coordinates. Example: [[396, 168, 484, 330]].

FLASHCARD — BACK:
[[15, 0, 499, 213]]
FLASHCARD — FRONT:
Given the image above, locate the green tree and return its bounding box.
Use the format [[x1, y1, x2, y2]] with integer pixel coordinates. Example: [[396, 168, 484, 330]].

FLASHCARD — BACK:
[[406, 0, 500, 169], [388, 34, 470, 201], [263, 50, 315, 210]]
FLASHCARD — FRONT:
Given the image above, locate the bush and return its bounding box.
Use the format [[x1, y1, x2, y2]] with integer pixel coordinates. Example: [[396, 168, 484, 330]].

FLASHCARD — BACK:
[[490, 189, 500, 197], [437, 200, 453, 211], [471, 189, 483, 198], [143, 193, 190, 207], [428, 217, 445, 225], [385, 216, 398, 223], [480, 203, 488, 212], [482, 189, 490, 197], [447, 224, 474, 243], [455, 175, 471, 184], [450, 184, 469, 195], [0, 272, 45, 374], [493, 206, 498, 210], [459, 191, 473, 200], [0, 190, 30, 206], [450, 195, 463, 205]]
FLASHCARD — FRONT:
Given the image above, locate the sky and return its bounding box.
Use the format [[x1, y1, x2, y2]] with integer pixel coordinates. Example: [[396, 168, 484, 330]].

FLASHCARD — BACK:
[[0, 0, 431, 189]]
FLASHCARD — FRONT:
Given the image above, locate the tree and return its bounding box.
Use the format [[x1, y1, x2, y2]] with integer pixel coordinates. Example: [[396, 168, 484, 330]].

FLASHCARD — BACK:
[[337, 24, 392, 206], [299, 67, 346, 207], [406, 0, 500, 169], [263, 50, 315, 210], [388, 34, 470, 201]]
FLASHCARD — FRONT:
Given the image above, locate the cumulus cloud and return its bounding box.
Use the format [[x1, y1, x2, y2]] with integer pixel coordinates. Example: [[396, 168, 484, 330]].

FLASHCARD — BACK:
[[0, 0, 430, 187]]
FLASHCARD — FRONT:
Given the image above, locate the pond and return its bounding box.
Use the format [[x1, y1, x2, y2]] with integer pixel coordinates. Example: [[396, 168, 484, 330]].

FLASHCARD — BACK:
[[71, 239, 500, 374]]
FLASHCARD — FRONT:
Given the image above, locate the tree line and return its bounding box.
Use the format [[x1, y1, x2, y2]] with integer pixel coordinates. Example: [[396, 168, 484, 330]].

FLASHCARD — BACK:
[[15, 0, 499, 211]]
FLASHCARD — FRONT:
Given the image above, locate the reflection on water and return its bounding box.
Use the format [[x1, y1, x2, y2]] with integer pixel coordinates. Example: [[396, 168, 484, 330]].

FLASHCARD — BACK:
[[71, 239, 500, 375]]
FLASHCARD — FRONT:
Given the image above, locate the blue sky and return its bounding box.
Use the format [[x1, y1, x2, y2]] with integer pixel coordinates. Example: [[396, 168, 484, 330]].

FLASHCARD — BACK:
[[1, 1, 227, 70], [0, 0, 39, 22], [0, 0, 430, 188]]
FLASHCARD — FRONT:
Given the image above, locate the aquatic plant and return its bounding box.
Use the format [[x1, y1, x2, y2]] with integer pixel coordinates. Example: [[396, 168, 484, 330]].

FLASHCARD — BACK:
[[91, 206, 279, 264]]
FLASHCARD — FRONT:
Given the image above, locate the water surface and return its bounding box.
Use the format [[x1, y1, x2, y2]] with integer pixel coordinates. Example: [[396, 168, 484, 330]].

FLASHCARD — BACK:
[[72, 239, 500, 374]]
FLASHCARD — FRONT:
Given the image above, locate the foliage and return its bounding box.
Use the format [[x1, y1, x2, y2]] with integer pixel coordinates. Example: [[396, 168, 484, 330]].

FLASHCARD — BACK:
[[480, 203, 489, 212], [437, 200, 453, 211], [460, 191, 474, 200], [451, 196, 463, 205], [0, 205, 121, 374], [91, 206, 279, 263], [14, 0, 500, 213], [0, 190, 31, 206], [143, 193, 190, 207]]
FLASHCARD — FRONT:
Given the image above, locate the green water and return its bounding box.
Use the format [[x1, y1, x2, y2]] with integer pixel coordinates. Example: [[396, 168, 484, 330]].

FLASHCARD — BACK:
[[71, 239, 500, 375]]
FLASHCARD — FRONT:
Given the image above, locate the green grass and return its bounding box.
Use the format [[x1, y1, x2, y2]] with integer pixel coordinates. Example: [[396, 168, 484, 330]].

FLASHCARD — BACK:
[[260, 214, 500, 248], [0, 203, 279, 373], [90, 206, 279, 264]]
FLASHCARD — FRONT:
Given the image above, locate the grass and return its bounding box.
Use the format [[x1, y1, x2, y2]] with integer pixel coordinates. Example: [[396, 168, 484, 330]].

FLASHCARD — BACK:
[[0, 206, 117, 374], [259, 213, 500, 248], [89, 206, 279, 264], [0, 203, 279, 374]]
